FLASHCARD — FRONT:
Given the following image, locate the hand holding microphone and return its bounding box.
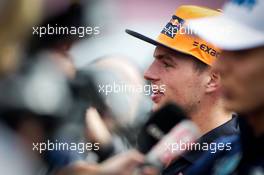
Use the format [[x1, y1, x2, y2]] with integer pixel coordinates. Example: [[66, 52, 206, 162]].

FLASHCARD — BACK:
[[137, 103, 190, 153], [135, 103, 200, 173], [85, 104, 200, 175], [145, 120, 200, 169]]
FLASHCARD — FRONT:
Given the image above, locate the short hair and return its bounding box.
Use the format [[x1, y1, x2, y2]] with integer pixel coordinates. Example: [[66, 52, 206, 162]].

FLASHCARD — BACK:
[[191, 57, 209, 73], [157, 46, 209, 73], [174, 50, 209, 73]]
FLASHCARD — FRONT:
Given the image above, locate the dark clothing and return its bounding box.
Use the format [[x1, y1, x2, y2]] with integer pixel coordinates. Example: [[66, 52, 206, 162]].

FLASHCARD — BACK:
[[162, 116, 240, 175], [186, 117, 264, 175]]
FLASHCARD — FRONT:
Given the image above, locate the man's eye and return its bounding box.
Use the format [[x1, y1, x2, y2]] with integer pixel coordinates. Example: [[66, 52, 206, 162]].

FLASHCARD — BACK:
[[163, 62, 172, 68]]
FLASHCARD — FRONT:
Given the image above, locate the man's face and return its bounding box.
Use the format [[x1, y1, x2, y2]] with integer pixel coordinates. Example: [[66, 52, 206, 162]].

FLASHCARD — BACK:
[[144, 46, 208, 113], [214, 47, 264, 114]]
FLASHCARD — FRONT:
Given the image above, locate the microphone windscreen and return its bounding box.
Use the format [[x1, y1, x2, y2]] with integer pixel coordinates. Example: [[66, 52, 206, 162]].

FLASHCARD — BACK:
[[145, 120, 200, 169], [137, 103, 187, 153]]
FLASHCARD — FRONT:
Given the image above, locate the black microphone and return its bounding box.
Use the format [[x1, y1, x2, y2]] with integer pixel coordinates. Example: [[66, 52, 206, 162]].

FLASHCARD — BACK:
[[137, 103, 187, 154]]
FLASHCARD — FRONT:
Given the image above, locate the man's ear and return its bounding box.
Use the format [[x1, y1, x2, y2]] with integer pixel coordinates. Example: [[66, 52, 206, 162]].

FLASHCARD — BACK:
[[205, 71, 220, 93]]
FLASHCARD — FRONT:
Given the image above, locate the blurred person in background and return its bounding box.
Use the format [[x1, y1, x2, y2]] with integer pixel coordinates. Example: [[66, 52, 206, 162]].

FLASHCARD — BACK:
[[59, 60, 158, 175], [0, 0, 42, 76], [89, 55, 149, 127], [126, 5, 239, 175], [0, 0, 43, 175], [26, 1, 87, 79], [0, 58, 155, 175], [0, 59, 74, 174], [81, 55, 151, 162], [0, 1, 156, 175], [185, 0, 264, 174], [0, 1, 85, 174]]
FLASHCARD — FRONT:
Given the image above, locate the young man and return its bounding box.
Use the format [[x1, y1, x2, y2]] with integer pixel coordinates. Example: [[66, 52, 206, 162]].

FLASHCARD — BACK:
[[126, 5, 239, 175], [186, 0, 264, 174]]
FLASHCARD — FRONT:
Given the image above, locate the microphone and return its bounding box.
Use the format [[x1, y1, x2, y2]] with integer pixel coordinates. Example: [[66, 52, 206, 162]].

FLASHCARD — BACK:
[[145, 120, 200, 169], [137, 103, 187, 153]]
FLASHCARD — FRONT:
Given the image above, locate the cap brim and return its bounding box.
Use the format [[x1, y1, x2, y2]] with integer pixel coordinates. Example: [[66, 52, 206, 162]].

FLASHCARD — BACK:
[[187, 15, 264, 50], [125, 29, 160, 47], [125, 29, 192, 56]]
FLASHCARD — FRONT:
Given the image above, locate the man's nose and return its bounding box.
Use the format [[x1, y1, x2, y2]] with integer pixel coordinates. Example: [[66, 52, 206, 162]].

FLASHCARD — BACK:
[[144, 61, 159, 82]]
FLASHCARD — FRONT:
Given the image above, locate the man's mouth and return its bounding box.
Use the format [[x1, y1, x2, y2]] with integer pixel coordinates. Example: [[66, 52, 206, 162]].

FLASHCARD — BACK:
[[151, 91, 164, 103]]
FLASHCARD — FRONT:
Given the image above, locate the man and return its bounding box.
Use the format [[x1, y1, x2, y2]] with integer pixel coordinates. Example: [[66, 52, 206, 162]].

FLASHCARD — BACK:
[[186, 0, 264, 174], [126, 5, 239, 175]]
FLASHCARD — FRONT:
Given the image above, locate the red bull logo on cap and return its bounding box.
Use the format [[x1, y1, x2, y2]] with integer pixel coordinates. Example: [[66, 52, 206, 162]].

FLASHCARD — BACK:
[[161, 15, 184, 39]]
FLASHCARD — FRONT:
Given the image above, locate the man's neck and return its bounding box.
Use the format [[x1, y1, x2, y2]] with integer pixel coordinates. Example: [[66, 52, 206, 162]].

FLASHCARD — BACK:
[[189, 97, 232, 136]]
